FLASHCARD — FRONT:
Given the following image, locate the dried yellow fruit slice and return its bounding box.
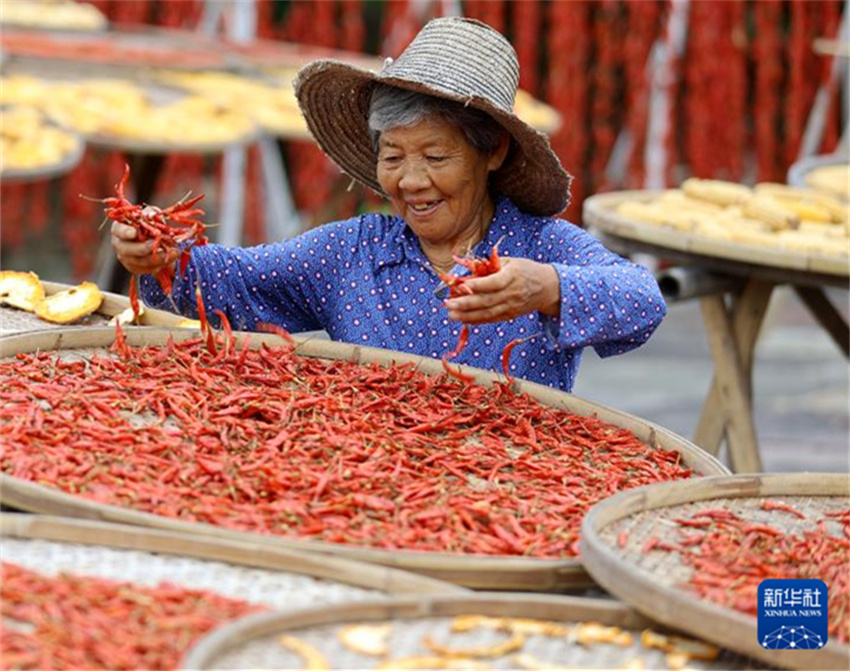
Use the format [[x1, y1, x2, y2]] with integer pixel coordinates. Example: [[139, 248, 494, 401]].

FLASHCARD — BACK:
[[512, 652, 575, 670], [338, 623, 391, 657], [0, 270, 44, 311], [278, 635, 329, 670], [108, 303, 145, 326], [640, 629, 718, 664], [176, 318, 203, 328], [574, 622, 633, 647], [34, 281, 103, 324], [451, 615, 569, 637], [423, 631, 524, 658], [374, 657, 491, 670]]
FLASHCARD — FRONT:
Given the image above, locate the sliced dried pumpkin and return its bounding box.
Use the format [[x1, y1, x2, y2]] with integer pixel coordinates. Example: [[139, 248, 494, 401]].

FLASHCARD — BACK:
[[337, 623, 391, 657], [108, 303, 145, 326], [574, 622, 633, 647], [0, 270, 44, 311], [374, 657, 491, 670], [278, 635, 329, 670], [451, 615, 569, 637], [423, 631, 524, 658], [34, 281, 102, 324], [512, 652, 574, 670]]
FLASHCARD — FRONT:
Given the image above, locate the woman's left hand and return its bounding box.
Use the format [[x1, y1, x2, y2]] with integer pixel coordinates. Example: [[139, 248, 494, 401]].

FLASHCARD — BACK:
[[445, 258, 561, 324]]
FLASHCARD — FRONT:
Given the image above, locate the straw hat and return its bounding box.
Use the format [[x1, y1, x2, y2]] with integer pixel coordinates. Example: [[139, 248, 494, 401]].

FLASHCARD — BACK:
[[294, 17, 572, 217]]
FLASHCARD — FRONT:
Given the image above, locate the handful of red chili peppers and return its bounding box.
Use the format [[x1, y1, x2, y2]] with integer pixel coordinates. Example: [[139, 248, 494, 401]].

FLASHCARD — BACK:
[[95, 164, 209, 318], [439, 240, 536, 384]]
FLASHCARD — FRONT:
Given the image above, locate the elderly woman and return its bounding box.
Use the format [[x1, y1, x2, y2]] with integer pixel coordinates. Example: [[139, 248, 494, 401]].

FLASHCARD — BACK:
[[112, 17, 666, 392]]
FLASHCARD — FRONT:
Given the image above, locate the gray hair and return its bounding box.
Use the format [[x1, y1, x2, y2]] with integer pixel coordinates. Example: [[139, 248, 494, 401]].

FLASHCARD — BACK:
[[368, 84, 508, 156]]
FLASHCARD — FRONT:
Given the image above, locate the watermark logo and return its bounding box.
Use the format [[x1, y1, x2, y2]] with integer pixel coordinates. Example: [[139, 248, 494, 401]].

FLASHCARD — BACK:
[[758, 579, 828, 650]]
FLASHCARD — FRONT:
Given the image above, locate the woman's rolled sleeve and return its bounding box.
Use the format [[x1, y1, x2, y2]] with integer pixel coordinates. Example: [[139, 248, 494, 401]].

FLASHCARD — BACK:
[[139, 239, 324, 333], [537, 223, 667, 356]]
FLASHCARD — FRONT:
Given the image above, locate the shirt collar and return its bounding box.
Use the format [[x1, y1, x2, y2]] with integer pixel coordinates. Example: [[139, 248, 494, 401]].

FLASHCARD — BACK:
[[375, 196, 522, 273]]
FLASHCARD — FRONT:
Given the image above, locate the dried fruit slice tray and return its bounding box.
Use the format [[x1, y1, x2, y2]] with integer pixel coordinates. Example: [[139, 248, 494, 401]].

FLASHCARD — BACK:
[[0, 513, 462, 671], [180, 593, 759, 670], [580, 473, 850, 670], [584, 190, 849, 279]]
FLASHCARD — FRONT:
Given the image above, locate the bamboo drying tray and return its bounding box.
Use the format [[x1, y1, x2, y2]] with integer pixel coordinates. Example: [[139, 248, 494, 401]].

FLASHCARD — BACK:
[[584, 190, 849, 279], [0, 128, 85, 183], [580, 473, 850, 670], [0, 281, 185, 335], [0, 326, 728, 592], [83, 124, 260, 157], [0, 513, 462, 602], [181, 593, 757, 670]]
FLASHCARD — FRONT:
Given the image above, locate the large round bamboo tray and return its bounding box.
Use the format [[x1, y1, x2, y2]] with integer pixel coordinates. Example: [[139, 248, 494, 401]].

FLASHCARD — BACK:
[[0, 513, 461, 671], [1, 512, 463, 601], [584, 190, 849, 282], [84, 124, 259, 157], [580, 473, 850, 670], [0, 129, 85, 183], [181, 593, 756, 670], [0, 280, 185, 335], [0, 326, 728, 592]]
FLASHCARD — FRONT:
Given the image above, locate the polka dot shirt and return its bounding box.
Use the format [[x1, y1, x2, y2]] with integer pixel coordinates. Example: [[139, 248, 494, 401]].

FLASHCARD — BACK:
[[140, 197, 667, 392]]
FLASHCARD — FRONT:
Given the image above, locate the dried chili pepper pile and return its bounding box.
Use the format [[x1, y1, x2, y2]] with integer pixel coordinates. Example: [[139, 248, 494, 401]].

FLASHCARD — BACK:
[[0, 562, 263, 670], [644, 502, 850, 643], [1, 329, 695, 559]]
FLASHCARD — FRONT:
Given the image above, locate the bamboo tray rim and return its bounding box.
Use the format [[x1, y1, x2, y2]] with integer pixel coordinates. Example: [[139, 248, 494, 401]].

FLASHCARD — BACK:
[[583, 190, 849, 278], [1, 280, 186, 333], [787, 152, 849, 195], [0, 326, 728, 592], [83, 125, 260, 156], [181, 593, 653, 671], [579, 473, 850, 670], [0, 512, 465, 596]]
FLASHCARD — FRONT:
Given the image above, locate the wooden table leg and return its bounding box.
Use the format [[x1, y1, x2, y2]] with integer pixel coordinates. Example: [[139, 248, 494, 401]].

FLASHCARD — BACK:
[[693, 280, 774, 457], [697, 291, 767, 473], [793, 285, 849, 359]]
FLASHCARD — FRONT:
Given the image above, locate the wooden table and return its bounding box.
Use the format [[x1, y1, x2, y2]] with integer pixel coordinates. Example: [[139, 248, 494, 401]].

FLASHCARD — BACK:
[[584, 190, 849, 473]]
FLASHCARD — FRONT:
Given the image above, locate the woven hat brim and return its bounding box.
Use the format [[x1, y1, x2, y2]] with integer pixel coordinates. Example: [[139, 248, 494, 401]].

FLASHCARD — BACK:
[[295, 60, 572, 217]]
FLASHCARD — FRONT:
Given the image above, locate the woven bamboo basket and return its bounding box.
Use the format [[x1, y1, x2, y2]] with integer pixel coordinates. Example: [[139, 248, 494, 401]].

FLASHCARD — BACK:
[[0, 326, 728, 592], [1, 512, 463, 669], [580, 473, 850, 670], [180, 593, 758, 670]]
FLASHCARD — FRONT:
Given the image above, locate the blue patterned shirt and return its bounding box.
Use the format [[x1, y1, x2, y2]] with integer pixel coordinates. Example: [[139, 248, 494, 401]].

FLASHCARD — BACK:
[[141, 197, 666, 391]]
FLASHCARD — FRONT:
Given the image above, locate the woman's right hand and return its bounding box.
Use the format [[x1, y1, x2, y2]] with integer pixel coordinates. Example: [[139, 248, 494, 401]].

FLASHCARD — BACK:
[[111, 221, 178, 275]]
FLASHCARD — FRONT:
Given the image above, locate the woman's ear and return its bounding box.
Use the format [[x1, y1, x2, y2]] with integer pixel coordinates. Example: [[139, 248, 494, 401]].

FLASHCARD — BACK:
[[487, 132, 511, 172]]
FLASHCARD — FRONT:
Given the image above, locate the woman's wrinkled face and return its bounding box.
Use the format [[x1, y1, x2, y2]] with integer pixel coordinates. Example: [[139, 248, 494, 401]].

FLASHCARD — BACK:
[[376, 116, 506, 249]]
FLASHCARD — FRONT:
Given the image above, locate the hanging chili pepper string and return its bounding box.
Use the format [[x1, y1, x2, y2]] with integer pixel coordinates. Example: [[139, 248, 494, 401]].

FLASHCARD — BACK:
[[753, 0, 784, 183], [512, 0, 541, 96], [547, 1, 592, 221]]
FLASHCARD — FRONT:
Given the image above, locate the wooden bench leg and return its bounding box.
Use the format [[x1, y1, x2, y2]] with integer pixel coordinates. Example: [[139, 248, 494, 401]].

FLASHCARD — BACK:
[[697, 292, 766, 473], [693, 280, 774, 457]]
